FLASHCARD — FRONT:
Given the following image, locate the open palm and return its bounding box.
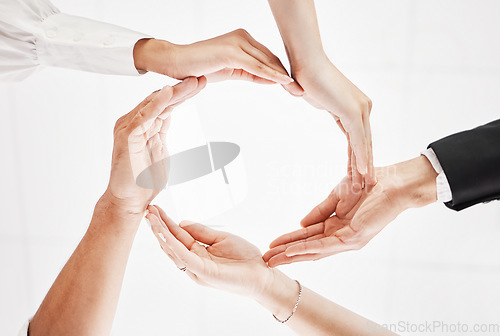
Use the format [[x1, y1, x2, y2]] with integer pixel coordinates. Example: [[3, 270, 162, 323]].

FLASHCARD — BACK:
[[148, 205, 270, 298], [263, 167, 409, 267]]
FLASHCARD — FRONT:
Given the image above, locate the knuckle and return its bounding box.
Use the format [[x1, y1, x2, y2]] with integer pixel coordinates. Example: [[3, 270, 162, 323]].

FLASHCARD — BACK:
[[114, 115, 127, 131], [256, 63, 265, 70], [234, 28, 249, 37], [148, 99, 163, 111]]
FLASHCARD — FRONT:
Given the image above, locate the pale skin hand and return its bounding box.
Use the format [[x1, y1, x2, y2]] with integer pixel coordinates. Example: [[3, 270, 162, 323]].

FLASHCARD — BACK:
[[147, 205, 270, 298], [134, 29, 304, 96], [268, 0, 374, 182], [147, 205, 397, 336], [263, 156, 438, 267], [28, 80, 204, 336]]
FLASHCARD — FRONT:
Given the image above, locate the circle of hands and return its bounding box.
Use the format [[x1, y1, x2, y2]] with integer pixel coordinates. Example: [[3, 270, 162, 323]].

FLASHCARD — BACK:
[[108, 45, 393, 296]]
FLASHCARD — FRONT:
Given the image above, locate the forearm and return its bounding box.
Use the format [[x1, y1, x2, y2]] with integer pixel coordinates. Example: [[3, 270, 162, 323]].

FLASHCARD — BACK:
[[256, 269, 397, 336], [29, 192, 143, 336], [268, 0, 327, 66], [390, 155, 438, 209]]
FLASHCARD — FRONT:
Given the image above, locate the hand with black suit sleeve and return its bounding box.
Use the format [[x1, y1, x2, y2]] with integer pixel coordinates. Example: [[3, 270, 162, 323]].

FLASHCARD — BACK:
[[264, 119, 500, 266], [429, 118, 500, 211]]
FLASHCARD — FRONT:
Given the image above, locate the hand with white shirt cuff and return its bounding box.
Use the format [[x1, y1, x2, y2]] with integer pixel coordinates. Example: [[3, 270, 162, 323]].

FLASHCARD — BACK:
[[1, 0, 303, 91], [263, 155, 439, 267], [133, 30, 303, 94]]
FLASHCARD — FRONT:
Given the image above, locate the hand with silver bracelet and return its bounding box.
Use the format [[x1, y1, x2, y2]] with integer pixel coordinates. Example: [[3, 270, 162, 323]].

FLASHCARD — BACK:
[[147, 205, 397, 336]]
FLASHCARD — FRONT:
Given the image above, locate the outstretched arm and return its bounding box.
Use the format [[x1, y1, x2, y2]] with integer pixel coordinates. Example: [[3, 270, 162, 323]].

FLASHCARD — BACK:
[[28, 195, 143, 336], [147, 205, 397, 336], [1, 0, 302, 91], [265, 118, 500, 266], [267, 0, 375, 183], [28, 77, 206, 336]]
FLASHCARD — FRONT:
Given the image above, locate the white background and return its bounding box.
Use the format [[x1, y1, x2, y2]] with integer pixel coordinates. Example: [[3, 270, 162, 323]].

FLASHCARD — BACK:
[[1, 0, 500, 335]]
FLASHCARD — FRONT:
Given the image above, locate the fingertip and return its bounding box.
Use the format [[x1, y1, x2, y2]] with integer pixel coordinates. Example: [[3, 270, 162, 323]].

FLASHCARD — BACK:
[[182, 76, 198, 85], [272, 72, 294, 85], [174, 76, 198, 93], [197, 75, 208, 87], [357, 162, 367, 176], [262, 251, 271, 262], [282, 76, 294, 85], [282, 82, 304, 97]]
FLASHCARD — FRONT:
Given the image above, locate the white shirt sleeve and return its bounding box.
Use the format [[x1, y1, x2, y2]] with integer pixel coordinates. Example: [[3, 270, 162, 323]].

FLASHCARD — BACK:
[[0, 0, 151, 81], [17, 319, 30, 336], [421, 148, 453, 203]]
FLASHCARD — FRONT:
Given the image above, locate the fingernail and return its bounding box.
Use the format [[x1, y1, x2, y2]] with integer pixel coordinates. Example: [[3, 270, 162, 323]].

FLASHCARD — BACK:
[[157, 232, 166, 242]]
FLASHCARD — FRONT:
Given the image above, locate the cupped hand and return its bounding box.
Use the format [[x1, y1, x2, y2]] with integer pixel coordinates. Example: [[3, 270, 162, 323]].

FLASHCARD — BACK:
[[147, 205, 272, 299], [263, 158, 438, 267], [106, 76, 207, 214], [291, 56, 375, 184]]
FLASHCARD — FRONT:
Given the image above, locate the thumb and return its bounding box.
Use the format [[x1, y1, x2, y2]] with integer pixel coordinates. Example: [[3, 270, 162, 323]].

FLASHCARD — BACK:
[[281, 81, 304, 97], [180, 221, 221, 246]]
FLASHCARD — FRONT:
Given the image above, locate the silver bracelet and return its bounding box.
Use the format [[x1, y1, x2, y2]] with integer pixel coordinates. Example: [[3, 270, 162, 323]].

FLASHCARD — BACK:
[[273, 280, 303, 324]]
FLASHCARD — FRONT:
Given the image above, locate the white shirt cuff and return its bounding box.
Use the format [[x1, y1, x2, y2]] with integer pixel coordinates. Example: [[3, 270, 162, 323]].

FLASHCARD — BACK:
[[421, 148, 453, 203], [34, 13, 151, 76]]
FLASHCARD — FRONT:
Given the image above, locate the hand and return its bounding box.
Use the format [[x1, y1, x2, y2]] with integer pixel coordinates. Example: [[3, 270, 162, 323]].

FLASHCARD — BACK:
[[147, 205, 273, 299], [291, 55, 375, 183], [134, 30, 304, 96], [263, 156, 438, 267], [106, 77, 207, 214]]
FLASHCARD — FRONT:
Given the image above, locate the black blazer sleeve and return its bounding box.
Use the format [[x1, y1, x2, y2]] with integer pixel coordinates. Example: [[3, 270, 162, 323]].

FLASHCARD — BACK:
[[428, 119, 500, 211]]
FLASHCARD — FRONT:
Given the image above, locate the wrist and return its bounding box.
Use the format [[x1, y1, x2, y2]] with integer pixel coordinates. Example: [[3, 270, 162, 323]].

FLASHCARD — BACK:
[[253, 268, 300, 320], [290, 52, 329, 77], [390, 156, 438, 209], [133, 38, 177, 75], [85, 193, 142, 246], [97, 191, 146, 223]]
